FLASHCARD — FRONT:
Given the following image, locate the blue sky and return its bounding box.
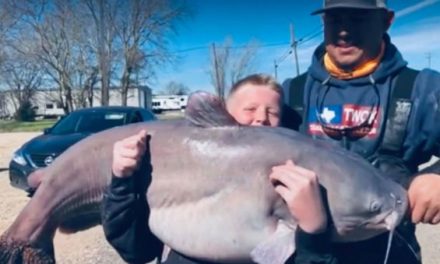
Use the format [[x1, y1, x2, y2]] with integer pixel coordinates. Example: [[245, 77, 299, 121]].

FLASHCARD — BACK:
[[152, 0, 440, 94]]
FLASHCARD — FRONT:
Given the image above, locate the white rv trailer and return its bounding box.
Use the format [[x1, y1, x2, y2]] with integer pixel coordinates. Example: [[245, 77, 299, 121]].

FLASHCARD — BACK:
[[152, 95, 188, 113]]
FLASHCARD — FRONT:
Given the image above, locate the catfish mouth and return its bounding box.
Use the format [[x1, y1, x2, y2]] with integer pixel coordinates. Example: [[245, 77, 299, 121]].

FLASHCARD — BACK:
[[331, 209, 406, 243], [330, 217, 387, 242], [332, 212, 396, 242], [363, 210, 402, 233], [331, 191, 409, 243]]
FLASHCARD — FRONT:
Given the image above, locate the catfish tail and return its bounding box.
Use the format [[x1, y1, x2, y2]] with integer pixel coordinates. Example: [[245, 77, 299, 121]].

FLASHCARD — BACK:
[[0, 234, 55, 264]]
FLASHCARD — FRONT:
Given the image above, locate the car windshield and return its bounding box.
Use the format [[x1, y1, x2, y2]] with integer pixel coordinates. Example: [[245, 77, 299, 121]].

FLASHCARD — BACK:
[[50, 111, 128, 135]]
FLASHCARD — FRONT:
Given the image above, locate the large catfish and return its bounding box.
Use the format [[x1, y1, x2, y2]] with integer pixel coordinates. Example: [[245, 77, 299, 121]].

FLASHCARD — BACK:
[[0, 91, 408, 264]]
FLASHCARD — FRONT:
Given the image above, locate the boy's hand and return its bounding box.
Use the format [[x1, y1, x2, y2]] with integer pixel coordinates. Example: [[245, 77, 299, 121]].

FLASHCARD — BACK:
[[112, 130, 148, 178], [269, 160, 327, 234]]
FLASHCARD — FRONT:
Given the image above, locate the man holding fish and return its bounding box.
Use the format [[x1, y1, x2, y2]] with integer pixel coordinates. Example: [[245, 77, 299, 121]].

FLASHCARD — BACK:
[[281, 0, 440, 263]]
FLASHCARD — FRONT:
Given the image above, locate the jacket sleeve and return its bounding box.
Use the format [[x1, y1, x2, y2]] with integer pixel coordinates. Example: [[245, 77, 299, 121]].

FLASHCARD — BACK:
[[286, 228, 339, 264], [405, 69, 440, 168], [418, 159, 440, 175], [101, 174, 163, 264]]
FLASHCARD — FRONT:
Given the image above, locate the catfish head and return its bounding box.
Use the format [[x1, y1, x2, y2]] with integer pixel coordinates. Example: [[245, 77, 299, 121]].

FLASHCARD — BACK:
[[320, 153, 409, 242]]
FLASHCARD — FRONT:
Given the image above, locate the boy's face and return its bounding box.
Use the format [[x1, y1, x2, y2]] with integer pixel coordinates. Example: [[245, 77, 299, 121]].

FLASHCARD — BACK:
[[226, 84, 281, 127]]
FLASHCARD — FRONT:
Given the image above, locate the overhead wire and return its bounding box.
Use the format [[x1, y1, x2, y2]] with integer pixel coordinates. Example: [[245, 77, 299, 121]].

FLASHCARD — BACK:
[[172, 41, 291, 54], [274, 25, 323, 67], [171, 24, 323, 55]]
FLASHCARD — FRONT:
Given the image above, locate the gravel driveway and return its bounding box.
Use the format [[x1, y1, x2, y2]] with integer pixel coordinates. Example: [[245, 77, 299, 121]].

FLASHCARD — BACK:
[[0, 132, 438, 263], [0, 132, 126, 264]]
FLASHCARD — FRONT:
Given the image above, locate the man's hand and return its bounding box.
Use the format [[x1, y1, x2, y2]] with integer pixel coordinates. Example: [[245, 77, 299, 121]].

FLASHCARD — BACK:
[[408, 174, 440, 224], [269, 160, 327, 234], [112, 130, 148, 178]]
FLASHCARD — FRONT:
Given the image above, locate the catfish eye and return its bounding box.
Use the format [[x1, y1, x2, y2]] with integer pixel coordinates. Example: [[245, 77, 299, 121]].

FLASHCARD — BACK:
[[370, 201, 382, 213]]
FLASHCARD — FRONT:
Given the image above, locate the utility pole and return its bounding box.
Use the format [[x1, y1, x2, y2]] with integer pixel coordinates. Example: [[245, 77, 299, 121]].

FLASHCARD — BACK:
[[426, 52, 432, 68], [290, 23, 300, 77], [211, 43, 223, 101], [274, 60, 278, 80]]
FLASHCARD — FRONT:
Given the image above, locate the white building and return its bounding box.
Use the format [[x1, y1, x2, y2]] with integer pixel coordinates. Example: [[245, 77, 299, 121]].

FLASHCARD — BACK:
[[0, 85, 152, 119]]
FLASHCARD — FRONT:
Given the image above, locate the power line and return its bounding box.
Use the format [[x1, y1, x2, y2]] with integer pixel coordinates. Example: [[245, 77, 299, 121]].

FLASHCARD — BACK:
[[232, 41, 289, 49], [298, 28, 323, 47], [274, 48, 292, 80], [274, 26, 321, 59], [173, 41, 290, 54], [297, 25, 323, 43], [273, 25, 323, 75], [276, 47, 293, 63], [172, 25, 323, 55], [173, 46, 207, 53]]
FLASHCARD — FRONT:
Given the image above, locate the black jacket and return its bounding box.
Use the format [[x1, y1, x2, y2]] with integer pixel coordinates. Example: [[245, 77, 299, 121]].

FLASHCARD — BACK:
[[280, 35, 440, 264]]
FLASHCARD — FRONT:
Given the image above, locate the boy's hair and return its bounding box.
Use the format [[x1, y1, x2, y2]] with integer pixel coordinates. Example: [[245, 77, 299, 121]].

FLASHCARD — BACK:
[[228, 74, 284, 102]]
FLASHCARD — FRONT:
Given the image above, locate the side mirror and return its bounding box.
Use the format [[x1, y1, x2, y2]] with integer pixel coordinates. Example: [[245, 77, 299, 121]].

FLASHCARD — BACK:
[[43, 127, 51, 134]]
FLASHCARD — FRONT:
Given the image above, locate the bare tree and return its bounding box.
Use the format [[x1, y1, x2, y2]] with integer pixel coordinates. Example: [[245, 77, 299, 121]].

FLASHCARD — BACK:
[[0, 0, 20, 44], [0, 49, 43, 113], [0, 0, 22, 69], [111, 0, 190, 105], [82, 0, 117, 106], [0, 1, 43, 116], [9, 0, 79, 113], [8, 0, 103, 113], [74, 66, 99, 108], [2, 0, 190, 112], [0, 91, 8, 118], [160, 81, 190, 95], [210, 42, 228, 102], [70, 24, 100, 108], [209, 37, 259, 100]]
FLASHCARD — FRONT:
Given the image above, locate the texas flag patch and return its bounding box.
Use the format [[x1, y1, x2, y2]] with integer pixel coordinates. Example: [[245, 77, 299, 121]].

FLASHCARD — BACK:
[[308, 104, 380, 138]]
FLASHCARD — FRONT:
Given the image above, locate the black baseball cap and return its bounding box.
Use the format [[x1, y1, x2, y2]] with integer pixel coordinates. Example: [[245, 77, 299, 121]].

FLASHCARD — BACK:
[[311, 0, 388, 15]]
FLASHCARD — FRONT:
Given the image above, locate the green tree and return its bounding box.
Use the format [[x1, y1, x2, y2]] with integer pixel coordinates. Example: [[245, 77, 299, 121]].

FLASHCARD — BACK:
[[14, 101, 36, 121]]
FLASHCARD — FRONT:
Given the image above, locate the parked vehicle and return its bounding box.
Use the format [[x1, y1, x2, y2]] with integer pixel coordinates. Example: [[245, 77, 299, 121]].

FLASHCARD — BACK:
[[152, 95, 188, 113], [9, 106, 156, 191]]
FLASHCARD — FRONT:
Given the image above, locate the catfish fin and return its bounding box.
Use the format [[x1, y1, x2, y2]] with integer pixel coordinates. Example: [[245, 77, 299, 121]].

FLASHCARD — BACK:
[[185, 91, 238, 127], [26, 169, 46, 197], [27, 169, 45, 189], [251, 220, 296, 264], [160, 245, 171, 263]]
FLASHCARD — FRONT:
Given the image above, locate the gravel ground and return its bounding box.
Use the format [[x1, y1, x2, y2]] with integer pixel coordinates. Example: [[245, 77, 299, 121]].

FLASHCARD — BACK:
[[0, 132, 438, 263], [0, 132, 126, 264]]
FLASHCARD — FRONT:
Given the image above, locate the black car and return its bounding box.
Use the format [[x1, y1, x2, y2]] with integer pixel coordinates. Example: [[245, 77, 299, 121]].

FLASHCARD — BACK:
[[9, 106, 156, 191]]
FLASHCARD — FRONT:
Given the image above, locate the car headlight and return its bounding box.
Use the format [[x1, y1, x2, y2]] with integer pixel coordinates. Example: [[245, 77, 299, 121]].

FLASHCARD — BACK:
[[12, 151, 27, 166]]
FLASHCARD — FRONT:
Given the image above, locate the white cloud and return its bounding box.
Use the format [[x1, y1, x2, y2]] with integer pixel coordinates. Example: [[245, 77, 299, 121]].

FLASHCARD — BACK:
[[395, 0, 440, 18], [391, 17, 440, 70], [393, 30, 439, 54]]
